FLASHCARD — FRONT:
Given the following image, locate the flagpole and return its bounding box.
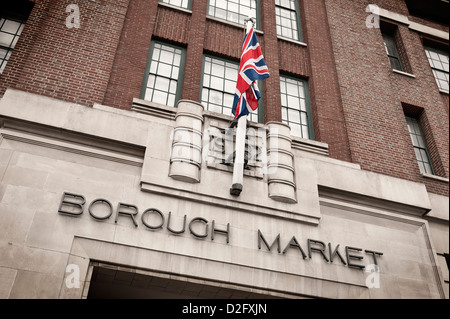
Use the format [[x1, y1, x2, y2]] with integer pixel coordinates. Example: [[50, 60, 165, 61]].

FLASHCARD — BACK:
[[230, 18, 254, 196]]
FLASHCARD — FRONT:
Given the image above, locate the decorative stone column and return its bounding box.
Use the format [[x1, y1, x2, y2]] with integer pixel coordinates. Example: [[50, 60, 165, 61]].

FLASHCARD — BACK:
[[169, 100, 204, 183], [266, 122, 297, 203]]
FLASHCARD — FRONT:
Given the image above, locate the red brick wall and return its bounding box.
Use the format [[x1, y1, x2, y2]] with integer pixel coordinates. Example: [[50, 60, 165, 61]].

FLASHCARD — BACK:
[[181, 0, 208, 102], [302, 0, 352, 162], [277, 40, 310, 77], [325, 0, 449, 196], [441, 93, 449, 115], [1, 0, 447, 196], [260, 0, 282, 123], [204, 20, 243, 60], [153, 6, 191, 44], [103, 0, 159, 109], [0, 0, 129, 106], [395, 25, 413, 74]]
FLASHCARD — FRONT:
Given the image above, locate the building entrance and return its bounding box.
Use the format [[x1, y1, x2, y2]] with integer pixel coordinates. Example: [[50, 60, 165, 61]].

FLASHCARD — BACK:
[[86, 263, 285, 299]]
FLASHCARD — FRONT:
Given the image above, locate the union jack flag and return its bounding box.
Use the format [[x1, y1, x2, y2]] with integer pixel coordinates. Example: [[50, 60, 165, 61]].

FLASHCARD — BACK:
[[232, 27, 270, 119]]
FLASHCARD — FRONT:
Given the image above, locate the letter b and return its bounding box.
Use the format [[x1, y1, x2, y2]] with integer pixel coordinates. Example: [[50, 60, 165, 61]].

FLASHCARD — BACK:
[[58, 192, 85, 216]]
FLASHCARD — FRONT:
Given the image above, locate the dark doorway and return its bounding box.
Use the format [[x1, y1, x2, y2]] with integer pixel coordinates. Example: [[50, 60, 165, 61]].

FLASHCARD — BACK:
[[87, 263, 284, 299]]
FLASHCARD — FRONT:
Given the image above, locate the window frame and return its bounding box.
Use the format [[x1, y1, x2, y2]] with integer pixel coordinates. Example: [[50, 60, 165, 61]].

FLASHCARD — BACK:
[[200, 54, 263, 123], [275, 0, 303, 42], [207, 0, 261, 30], [381, 32, 403, 72], [405, 115, 434, 175], [424, 46, 449, 92], [280, 74, 314, 140], [0, 17, 26, 74], [140, 41, 186, 108], [158, 0, 192, 10]]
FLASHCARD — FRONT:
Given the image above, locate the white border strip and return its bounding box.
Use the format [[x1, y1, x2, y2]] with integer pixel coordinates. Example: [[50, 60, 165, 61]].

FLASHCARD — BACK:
[[367, 4, 449, 41]]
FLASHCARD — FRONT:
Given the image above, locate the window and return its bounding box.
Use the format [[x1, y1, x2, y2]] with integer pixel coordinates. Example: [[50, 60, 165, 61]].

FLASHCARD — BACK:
[[201, 56, 260, 123], [1, 0, 33, 74], [142, 42, 185, 107], [425, 46, 449, 92], [0, 18, 25, 74], [207, 0, 258, 27], [280, 76, 312, 139], [405, 116, 433, 175], [379, 21, 412, 74], [275, 0, 302, 41], [159, 0, 191, 10], [382, 32, 403, 71]]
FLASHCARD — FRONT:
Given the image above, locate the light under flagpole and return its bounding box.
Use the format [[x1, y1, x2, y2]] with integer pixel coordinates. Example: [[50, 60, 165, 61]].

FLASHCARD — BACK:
[[230, 18, 254, 196]]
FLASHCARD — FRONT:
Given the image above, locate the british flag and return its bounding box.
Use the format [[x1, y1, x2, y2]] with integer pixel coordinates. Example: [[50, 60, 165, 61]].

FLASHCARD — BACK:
[[232, 27, 270, 119]]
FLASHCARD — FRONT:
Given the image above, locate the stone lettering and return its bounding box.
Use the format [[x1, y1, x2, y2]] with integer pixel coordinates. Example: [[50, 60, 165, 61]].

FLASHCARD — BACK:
[[115, 202, 138, 227], [58, 192, 85, 216], [346, 246, 365, 269], [258, 230, 281, 253], [282, 236, 307, 259], [308, 239, 329, 262], [88, 199, 113, 220]]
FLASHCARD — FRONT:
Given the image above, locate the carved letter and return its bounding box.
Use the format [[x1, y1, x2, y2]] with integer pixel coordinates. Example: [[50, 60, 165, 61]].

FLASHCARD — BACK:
[[141, 208, 165, 230], [328, 243, 347, 265], [189, 217, 209, 238], [211, 220, 230, 244], [167, 211, 186, 234], [365, 249, 383, 265], [58, 192, 85, 216], [115, 203, 138, 227], [308, 239, 329, 262], [282, 236, 307, 259], [258, 230, 281, 253], [88, 199, 113, 220], [346, 246, 365, 269]]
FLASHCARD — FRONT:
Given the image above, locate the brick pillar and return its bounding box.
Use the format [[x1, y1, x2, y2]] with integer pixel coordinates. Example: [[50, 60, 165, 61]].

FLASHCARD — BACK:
[[302, 0, 351, 162], [1, 0, 129, 107], [260, 0, 282, 123], [181, 0, 208, 101], [441, 93, 449, 115], [103, 0, 159, 109]]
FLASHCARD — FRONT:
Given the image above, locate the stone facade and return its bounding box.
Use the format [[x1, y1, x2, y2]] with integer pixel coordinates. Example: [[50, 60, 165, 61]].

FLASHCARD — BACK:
[[0, 89, 447, 298], [0, 0, 448, 299]]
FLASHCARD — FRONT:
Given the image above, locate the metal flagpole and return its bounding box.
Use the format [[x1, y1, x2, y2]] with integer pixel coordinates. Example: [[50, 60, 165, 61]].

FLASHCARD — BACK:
[[230, 18, 254, 196]]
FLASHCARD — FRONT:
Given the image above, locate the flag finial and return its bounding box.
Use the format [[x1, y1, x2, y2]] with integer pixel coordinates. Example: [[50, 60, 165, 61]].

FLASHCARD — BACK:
[[244, 17, 255, 30]]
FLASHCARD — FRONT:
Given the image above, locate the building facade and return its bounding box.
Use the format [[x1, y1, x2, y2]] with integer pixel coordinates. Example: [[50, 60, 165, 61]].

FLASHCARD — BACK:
[[0, 0, 448, 299]]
